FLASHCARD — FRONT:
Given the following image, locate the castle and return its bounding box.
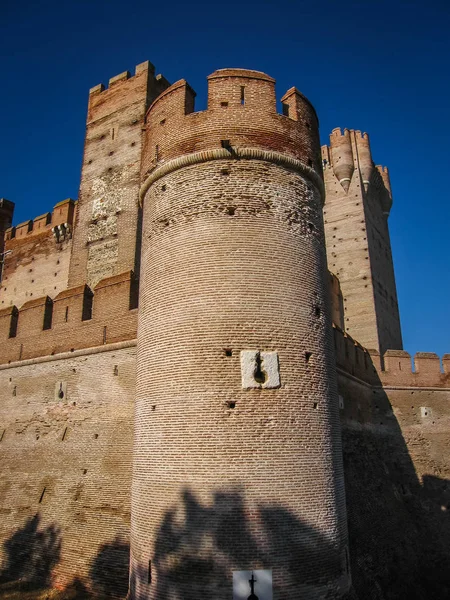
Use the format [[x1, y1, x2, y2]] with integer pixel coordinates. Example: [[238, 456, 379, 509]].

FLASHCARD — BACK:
[[0, 61, 449, 600]]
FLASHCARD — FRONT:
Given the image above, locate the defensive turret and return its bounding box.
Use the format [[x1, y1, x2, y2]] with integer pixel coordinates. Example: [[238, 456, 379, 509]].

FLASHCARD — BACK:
[[132, 69, 350, 599], [329, 128, 354, 192], [355, 131, 373, 191]]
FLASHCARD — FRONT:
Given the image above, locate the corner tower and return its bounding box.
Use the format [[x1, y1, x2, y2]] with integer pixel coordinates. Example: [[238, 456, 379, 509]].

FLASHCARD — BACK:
[[131, 70, 350, 599], [322, 129, 402, 353]]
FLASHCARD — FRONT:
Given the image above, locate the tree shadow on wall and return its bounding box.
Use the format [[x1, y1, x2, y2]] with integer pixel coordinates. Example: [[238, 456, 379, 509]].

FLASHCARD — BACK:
[[89, 535, 130, 599], [130, 487, 351, 600], [340, 356, 450, 600], [0, 512, 61, 590]]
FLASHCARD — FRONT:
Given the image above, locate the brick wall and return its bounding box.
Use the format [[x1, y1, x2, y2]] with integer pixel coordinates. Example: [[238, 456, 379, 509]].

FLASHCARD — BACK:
[[334, 326, 450, 598], [1, 200, 75, 310], [0, 343, 136, 596], [0, 270, 137, 364]]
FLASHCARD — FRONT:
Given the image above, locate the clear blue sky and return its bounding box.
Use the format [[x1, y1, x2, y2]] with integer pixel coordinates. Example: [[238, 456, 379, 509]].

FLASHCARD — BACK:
[[1, 0, 449, 359]]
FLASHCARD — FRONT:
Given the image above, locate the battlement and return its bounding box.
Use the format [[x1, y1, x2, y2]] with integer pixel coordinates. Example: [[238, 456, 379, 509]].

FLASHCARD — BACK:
[[86, 61, 170, 126], [4, 198, 76, 245], [89, 60, 156, 95], [0, 270, 138, 365], [140, 68, 322, 195], [334, 326, 450, 389]]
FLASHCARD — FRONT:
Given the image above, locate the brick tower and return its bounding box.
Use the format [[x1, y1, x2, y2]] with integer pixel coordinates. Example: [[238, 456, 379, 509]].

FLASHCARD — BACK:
[[131, 69, 350, 599], [68, 61, 169, 289], [322, 129, 402, 353]]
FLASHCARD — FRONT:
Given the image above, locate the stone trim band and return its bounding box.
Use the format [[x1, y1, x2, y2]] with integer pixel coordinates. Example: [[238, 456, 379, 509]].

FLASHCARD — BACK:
[[139, 147, 325, 205]]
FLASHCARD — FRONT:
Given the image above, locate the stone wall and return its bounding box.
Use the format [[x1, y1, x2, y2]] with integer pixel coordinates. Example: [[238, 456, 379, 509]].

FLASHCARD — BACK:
[[0, 343, 136, 596]]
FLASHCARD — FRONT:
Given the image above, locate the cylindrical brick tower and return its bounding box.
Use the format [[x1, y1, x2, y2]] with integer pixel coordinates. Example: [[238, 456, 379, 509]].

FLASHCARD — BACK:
[[131, 69, 350, 599]]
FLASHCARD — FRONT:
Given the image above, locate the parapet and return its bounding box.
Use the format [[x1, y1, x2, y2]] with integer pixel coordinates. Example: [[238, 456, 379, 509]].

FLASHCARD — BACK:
[[334, 326, 450, 389], [140, 68, 322, 199], [4, 198, 76, 246], [0, 270, 138, 365], [87, 61, 170, 124], [322, 128, 393, 213]]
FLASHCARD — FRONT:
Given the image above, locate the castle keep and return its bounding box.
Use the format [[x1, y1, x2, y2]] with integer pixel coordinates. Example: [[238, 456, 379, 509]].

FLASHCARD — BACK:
[[0, 61, 449, 600]]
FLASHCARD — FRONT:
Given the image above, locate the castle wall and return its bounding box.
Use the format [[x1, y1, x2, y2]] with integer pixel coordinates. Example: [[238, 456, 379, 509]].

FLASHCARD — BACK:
[[68, 62, 169, 289], [1, 200, 75, 310], [334, 327, 450, 598], [0, 270, 137, 365], [0, 342, 136, 596]]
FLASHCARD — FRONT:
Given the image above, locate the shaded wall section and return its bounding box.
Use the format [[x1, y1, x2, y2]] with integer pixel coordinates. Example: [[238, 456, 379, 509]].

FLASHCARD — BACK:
[[0, 343, 136, 597], [334, 328, 450, 598]]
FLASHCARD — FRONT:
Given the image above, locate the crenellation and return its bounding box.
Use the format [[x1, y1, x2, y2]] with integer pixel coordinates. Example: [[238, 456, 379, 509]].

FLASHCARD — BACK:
[[109, 70, 131, 86]]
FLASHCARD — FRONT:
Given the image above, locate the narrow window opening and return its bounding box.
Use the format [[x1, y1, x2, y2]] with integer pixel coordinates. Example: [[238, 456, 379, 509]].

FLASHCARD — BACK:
[[221, 169, 230, 176], [305, 351, 312, 363], [83, 469, 87, 475], [148, 560, 152, 584], [61, 427, 67, 441], [9, 307, 18, 338], [308, 159, 313, 167], [282, 103, 289, 117], [240, 86, 245, 105], [114, 365, 119, 376], [314, 305, 321, 318], [161, 185, 167, 191], [12, 386, 17, 397], [103, 326, 107, 344], [82, 288, 93, 321], [111, 128, 115, 141], [221, 101, 228, 107], [39, 487, 46, 503], [308, 222, 315, 233], [151, 405, 156, 411], [94, 433, 99, 439], [398, 361, 402, 370], [155, 145, 159, 161], [43, 298, 53, 330], [65, 306, 69, 322], [227, 400, 236, 409], [227, 206, 235, 216], [313, 402, 318, 409], [58, 383, 65, 400], [224, 349, 232, 357]]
